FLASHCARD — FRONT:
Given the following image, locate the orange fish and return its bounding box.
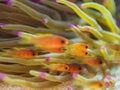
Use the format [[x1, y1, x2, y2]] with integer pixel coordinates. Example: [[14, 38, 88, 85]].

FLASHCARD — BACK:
[[30, 35, 68, 49], [83, 59, 103, 66], [66, 43, 88, 56], [50, 64, 82, 73], [18, 32, 69, 53], [77, 57, 103, 66], [5, 49, 38, 59], [67, 64, 82, 72], [89, 81, 103, 89], [106, 44, 120, 51], [69, 0, 76, 3]]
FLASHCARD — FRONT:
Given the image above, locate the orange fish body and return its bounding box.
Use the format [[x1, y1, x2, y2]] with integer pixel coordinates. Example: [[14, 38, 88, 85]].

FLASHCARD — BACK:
[[82, 58, 103, 66], [69, 0, 76, 3], [6, 49, 38, 59], [30, 35, 68, 53], [67, 64, 82, 72], [52, 64, 69, 72], [51, 64, 82, 73], [89, 81, 103, 89], [67, 43, 88, 56]]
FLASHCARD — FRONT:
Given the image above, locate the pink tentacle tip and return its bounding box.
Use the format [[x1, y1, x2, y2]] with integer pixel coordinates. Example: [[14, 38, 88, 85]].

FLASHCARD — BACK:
[[0, 24, 7, 27], [17, 32, 22, 37], [40, 72, 47, 79], [55, 0, 59, 3], [72, 73, 78, 79], [67, 86, 72, 90], [106, 75, 111, 80], [73, 41, 78, 44], [45, 57, 51, 62], [104, 0, 108, 4], [41, 19, 47, 24], [100, 46, 106, 50], [69, 24, 75, 29], [0, 74, 6, 80], [104, 82, 111, 88], [6, 0, 12, 6], [79, 4, 83, 9]]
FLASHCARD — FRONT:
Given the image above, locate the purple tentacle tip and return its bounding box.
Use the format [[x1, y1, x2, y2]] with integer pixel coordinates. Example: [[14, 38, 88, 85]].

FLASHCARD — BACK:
[[41, 19, 47, 24], [46, 57, 51, 62], [40, 72, 47, 79], [106, 75, 111, 80], [100, 46, 106, 50], [67, 86, 72, 90], [6, 0, 12, 6], [0, 74, 6, 80], [72, 73, 78, 79], [104, 0, 108, 4], [17, 32, 22, 37], [55, 0, 59, 3], [0, 24, 7, 27], [73, 41, 78, 44], [69, 24, 75, 29], [79, 4, 83, 9]]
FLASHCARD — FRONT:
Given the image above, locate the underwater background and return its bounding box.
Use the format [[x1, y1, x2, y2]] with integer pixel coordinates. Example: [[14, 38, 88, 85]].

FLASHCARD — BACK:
[[0, 0, 120, 90]]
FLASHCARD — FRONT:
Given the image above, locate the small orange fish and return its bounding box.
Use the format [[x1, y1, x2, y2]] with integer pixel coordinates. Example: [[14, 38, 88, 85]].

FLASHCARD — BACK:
[[30, 35, 68, 48], [69, 0, 76, 3], [18, 32, 69, 53], [83, 59, 103, 66], [106, 44, 120, 51], [50, 64, 82, 73], [77, 57, 103, 66], [5, 49, 38, 59], [67, 64, 82, 72], [89, 81, 103, 89], [73, 73, 103, 89], [66, 43, 88, 56]]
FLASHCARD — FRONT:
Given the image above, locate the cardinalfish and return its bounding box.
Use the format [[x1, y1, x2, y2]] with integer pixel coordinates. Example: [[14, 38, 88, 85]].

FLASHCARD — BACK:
[[76, 57, 103, 66], [65, 43, 88, 56], [44, 63, 82, 73], [73, 73, 103, 89], [3, 49, 38, 59], [106, 44, 120, 51], [68, 0, 76, 3], [17, 32, 69, 53]]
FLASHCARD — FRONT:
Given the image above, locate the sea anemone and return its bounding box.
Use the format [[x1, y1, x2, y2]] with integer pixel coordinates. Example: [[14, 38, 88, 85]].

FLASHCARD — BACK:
[[0, 0, 120, 90]]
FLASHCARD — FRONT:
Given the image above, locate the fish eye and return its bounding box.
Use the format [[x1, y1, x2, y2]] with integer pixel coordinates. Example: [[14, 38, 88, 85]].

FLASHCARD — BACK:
[[64, 66, 69, 70], [85, 52, 88, 55], [78, 67, 82, 70], [61, 39, 65, 44], [97, 82, 103, 87], [98, 59, 103, 64], [85, 45, 88, 49], [31, 50, 36, 56], [62, 47, 67, 50]]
